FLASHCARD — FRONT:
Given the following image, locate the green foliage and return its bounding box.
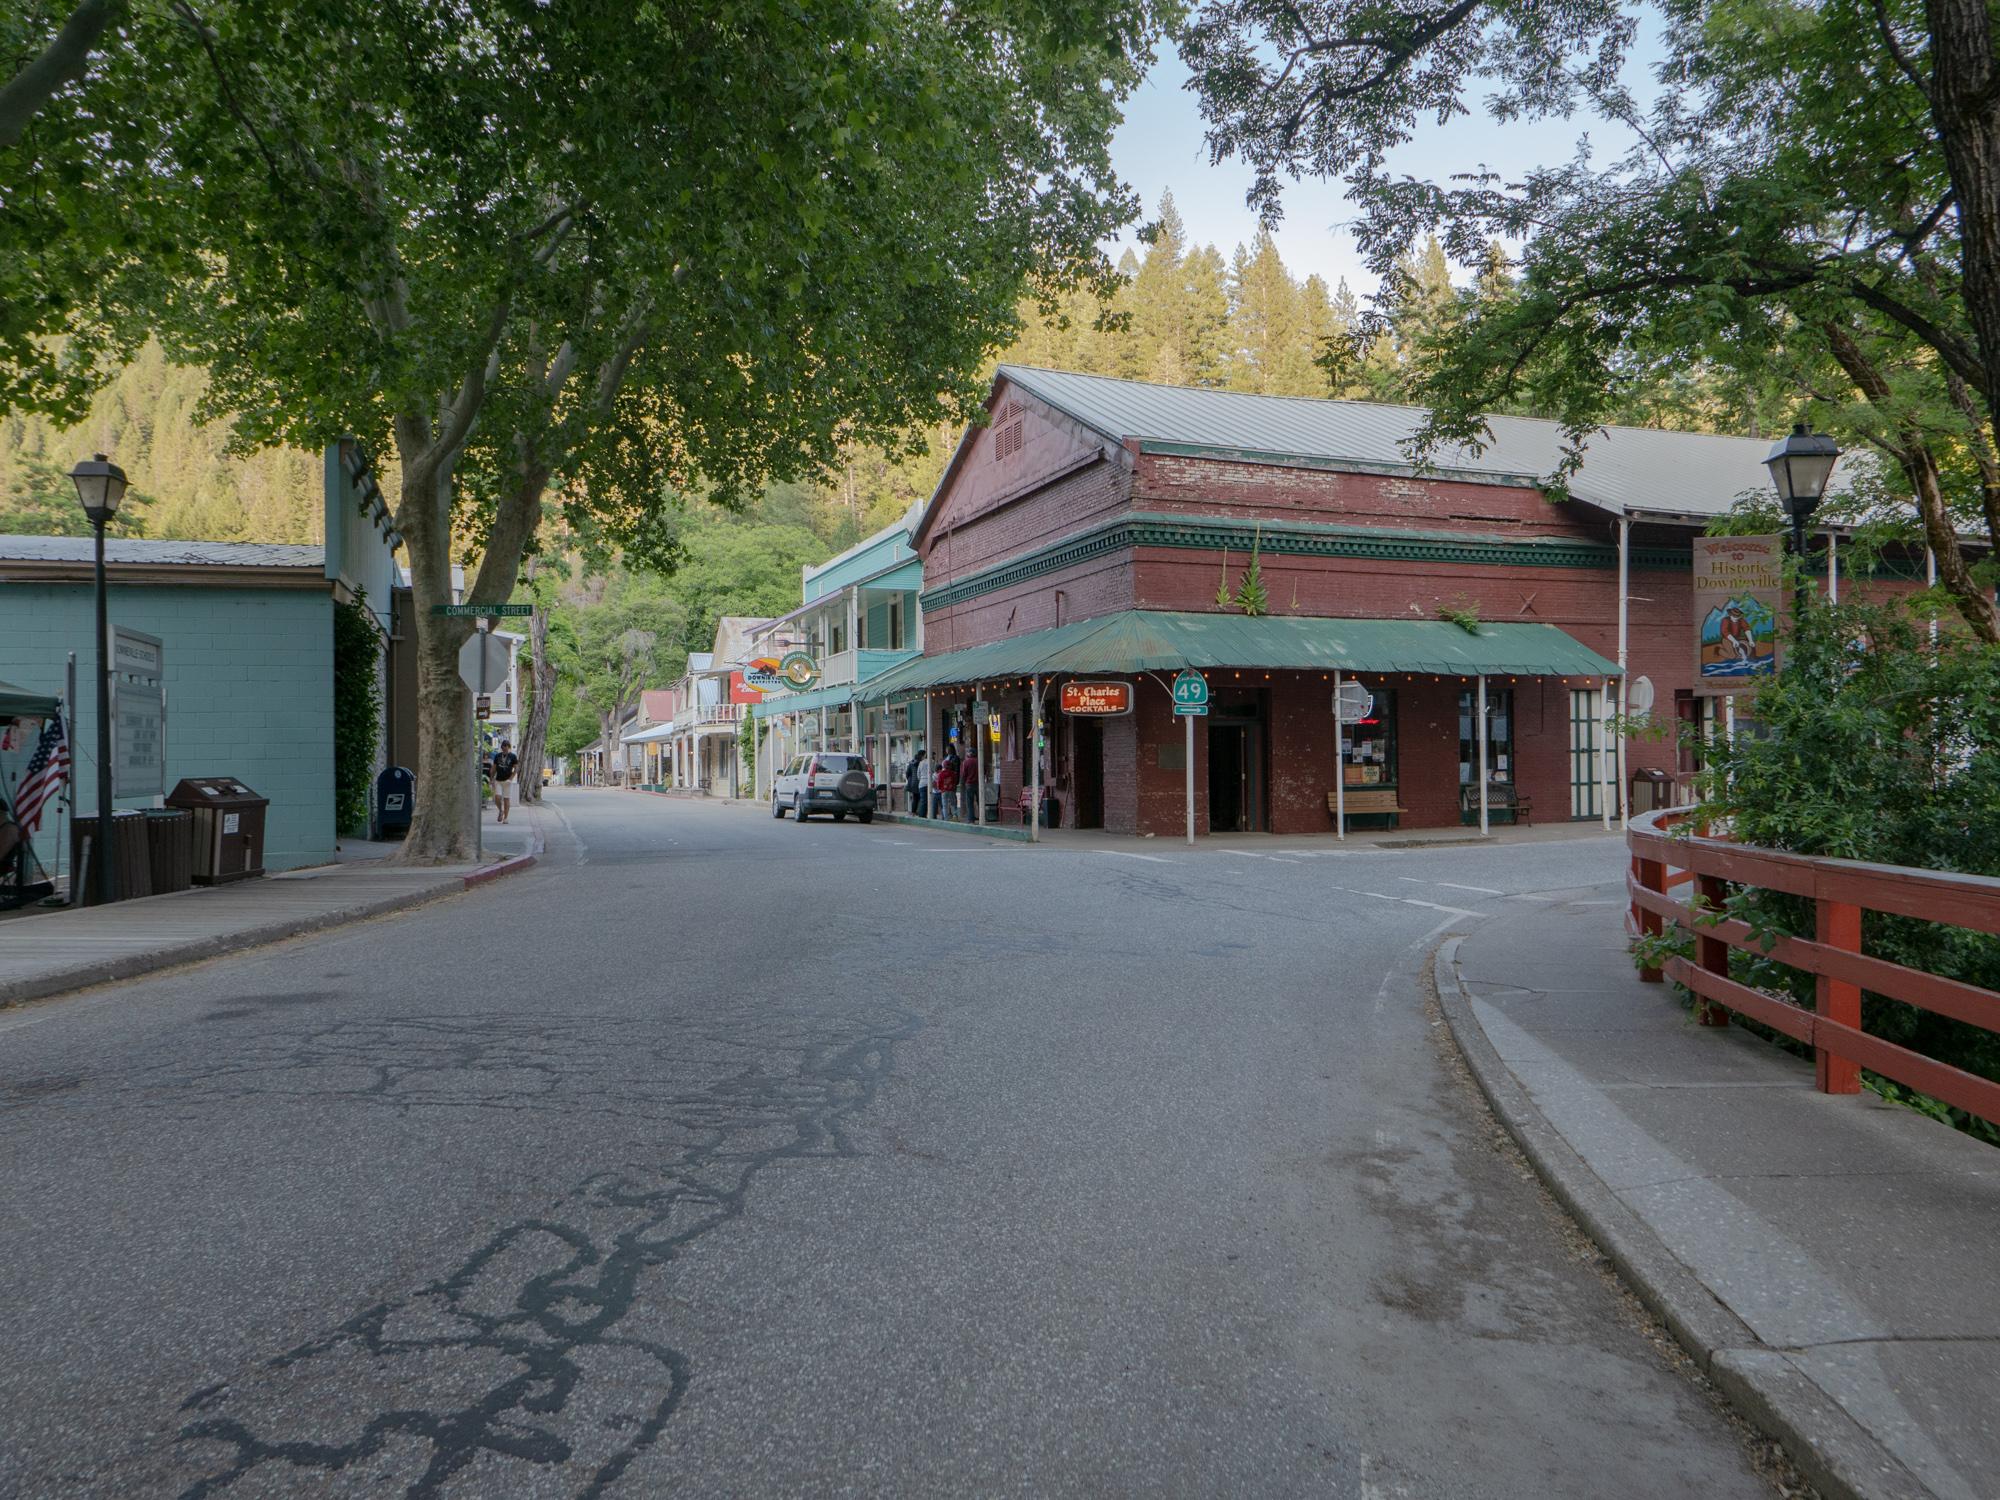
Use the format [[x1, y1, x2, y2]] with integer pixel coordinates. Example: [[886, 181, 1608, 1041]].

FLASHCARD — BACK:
[[331, 594, 383, 837], [545, 686, 599, 764], [1003, 190, 1363, 399], [1180, 0, 2000, 633], [1214, 546, 1234, 609], [1434, 597, 1481, 634], [1696, 598, 2000, 1142], [1233, 527, 1267, 615], [0, 1, 169, 420], [0, 341, 320, 541]]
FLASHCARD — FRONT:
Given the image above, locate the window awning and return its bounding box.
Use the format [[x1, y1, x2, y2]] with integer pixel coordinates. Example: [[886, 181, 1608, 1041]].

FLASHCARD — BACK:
[[0, 680, 62, 720], [857, 611, 1621, 700], [752, 682, 856, 719]]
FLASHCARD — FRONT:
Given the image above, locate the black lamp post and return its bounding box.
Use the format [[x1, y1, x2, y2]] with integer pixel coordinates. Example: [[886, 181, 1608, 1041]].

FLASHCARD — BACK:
[[1763, 423, 1841, 616], [69, 453, 128, 907]]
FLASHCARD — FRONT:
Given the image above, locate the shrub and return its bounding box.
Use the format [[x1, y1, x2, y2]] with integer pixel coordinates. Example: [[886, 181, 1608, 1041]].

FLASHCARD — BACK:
[[1688, 594, 2000, 1142]]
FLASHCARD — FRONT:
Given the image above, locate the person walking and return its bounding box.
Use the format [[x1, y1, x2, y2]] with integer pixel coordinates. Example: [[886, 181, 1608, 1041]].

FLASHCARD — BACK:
[[905, 749, 927, 818], [490, 739, 519, 824], [934, 748, 959, 822]]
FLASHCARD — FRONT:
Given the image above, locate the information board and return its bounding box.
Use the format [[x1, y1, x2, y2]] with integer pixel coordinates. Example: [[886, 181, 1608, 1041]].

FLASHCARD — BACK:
[[112, 626, 165, 797]]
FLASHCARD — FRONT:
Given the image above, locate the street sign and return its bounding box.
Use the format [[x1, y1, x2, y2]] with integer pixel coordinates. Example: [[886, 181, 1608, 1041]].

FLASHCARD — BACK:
[[433, 603, 533, 617], [475, 696, 492, 721], [458, 630, 509, 694], [1059, 681, 1133, 716], [1334, 681, 1375, 723], [1172, 668, 1209, 717]]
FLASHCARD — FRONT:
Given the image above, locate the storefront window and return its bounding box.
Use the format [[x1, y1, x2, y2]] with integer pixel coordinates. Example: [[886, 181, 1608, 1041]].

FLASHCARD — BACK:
[[1339, 688, 1398, 786], [1458, 688, 1514, 786]]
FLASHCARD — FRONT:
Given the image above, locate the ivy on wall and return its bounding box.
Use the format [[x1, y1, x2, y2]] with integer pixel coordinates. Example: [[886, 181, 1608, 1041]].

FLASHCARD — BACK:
[[333, 593, 384, 837]]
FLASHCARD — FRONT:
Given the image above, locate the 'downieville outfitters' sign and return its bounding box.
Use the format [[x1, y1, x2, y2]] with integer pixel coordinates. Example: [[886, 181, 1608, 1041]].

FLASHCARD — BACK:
[[1059, 681, 1133, 716], [744, 653, 821, 692], [1692, 535, 1783, 696]]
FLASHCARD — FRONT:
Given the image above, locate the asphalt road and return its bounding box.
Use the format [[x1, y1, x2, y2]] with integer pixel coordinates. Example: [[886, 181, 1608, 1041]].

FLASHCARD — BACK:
[[0, 790, 1779, 1498]]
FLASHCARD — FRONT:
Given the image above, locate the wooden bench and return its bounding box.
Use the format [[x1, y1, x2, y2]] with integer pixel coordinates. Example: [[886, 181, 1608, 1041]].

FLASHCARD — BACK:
[[1327, 788, 1408, 826], [1461, 783, 1533, 826]]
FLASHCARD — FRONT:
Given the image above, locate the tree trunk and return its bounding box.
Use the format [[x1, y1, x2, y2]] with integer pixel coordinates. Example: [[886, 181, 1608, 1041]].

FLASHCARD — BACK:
[[1825, 320, 2000, 643], [516, 604, 555, 801], [395, 467, 480, 863], [1926, 0, 2000, 446], [0, 0, 122, 149]]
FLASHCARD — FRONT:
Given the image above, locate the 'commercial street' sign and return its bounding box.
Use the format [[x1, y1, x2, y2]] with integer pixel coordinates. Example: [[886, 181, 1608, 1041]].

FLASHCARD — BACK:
[[1172, 669, 1209, 717], [433, 603, 534, 617], [1060, 681, 1133, 716]]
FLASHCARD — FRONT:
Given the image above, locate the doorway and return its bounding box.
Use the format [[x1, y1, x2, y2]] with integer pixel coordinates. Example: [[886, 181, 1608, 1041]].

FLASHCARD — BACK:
[[1207, 702, 1265, 833], [1071, 718, 1105, 829]]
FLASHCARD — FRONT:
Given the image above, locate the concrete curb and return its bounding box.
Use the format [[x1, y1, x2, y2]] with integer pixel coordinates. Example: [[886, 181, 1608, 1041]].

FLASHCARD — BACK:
[[873, 811, 1033, 842], [1429, 935, 1933, 1500], [0, 826, 543, 1010]]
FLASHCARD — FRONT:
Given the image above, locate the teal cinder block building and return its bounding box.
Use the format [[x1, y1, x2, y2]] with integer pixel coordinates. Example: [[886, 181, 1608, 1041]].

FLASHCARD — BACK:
[[0, 442, 403, 876]]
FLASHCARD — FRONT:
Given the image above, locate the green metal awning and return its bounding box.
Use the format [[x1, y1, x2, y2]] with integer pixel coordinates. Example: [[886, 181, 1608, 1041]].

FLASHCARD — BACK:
[[856, 611, 1621, 700], [0, 679, 62, 719], [752, 682, 857, 719]]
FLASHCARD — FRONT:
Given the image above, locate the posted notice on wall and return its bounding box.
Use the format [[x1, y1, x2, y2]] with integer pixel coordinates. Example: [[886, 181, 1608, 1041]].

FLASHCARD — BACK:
[[112, 626, 165, 796], [1691, 535, 1782, 697]]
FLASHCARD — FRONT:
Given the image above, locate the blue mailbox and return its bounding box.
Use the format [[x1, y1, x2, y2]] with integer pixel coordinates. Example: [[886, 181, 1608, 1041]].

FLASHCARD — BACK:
[[376, 765, 415, 838]]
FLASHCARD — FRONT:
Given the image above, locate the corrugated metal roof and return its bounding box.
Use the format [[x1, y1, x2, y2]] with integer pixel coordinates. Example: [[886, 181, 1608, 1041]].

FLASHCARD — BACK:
[[856, 611, 1619, 698], [0, 535, 325, 568], [998, 365, 1840, 519]]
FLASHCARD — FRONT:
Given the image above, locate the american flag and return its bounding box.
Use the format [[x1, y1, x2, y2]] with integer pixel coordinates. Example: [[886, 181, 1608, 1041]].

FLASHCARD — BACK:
[[14, 718, 68, 836]]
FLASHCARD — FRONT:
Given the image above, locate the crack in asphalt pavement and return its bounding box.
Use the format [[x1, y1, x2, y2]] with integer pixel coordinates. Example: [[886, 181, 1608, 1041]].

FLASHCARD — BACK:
[[161, 1004, 918, 1499]]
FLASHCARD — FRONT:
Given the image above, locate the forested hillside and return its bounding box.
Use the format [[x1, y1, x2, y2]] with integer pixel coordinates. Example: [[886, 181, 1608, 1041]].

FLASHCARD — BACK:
[[1, 189, 1777, 556], [0, 340, 323, 540]]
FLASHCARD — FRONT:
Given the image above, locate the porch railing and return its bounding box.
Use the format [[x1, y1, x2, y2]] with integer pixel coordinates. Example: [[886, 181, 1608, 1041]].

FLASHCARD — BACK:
[[1627, 806, 2000, 1126]]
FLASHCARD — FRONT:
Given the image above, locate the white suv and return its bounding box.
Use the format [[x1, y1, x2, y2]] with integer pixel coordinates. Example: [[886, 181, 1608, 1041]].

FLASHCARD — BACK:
[[772, 753, 876, 823]]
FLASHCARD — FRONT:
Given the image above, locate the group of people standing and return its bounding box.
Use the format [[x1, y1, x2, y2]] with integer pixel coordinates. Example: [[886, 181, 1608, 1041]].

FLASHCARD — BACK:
[[902, 744, 983, 822]]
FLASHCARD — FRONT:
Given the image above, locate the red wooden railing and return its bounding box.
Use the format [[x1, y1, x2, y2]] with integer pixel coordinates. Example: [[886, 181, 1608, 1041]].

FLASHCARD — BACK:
[[1627, 807, 2000, 1126]]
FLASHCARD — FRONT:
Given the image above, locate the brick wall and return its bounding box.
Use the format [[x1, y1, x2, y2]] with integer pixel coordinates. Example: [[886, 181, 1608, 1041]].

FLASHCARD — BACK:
[[919, 390, 1129, 585], [1136, 451, 1605, 539], [1, 581, 336, 871]]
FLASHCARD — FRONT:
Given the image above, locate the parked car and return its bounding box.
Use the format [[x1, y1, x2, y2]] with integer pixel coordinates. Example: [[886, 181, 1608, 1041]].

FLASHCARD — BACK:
[[773, 753, 876, 822]]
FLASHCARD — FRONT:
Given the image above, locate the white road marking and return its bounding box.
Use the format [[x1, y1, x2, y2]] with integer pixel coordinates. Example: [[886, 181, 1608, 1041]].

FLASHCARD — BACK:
[[1094, 850, 1175, 864], [1397, 899, 1483, 919], [1331, 885, 1481, 920], [1397, 876, 1503, 895], [1218, 850, 1271, 859]]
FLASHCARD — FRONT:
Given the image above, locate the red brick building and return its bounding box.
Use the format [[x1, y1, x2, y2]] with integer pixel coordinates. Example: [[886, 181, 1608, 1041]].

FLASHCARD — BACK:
[[861, 367, 1863, 838]]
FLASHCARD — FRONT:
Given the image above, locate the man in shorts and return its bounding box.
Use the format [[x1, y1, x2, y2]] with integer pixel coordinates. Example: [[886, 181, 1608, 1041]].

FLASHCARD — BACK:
[[490, 739, 519, 823]]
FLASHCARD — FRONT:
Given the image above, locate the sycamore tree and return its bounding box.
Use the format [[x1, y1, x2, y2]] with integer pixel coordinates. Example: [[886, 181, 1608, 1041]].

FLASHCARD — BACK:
[[1183, 0, 2000, 640], [22, 0, 1161, 860]]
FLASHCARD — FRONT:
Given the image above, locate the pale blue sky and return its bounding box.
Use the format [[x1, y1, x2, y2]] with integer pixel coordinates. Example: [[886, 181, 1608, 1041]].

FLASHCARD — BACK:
[[1107, 37, 1659, 297]]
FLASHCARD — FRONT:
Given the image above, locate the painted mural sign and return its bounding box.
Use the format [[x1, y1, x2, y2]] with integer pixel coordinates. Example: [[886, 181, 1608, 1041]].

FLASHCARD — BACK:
[[1692, 535, 1783, 696]]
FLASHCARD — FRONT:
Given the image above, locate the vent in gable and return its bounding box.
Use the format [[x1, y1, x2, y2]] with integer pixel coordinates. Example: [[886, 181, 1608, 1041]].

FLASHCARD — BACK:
[[993, 418, 1024, 461]]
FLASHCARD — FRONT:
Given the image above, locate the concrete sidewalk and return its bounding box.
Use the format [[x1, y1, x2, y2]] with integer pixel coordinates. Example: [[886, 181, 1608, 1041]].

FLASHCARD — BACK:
[[1437, 885, 2000, 1500], [0, 810, 542, 1008]]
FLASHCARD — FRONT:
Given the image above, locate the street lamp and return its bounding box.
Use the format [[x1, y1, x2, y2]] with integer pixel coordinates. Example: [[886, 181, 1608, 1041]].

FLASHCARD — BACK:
[[69, 453, 128, 907], [1764, 423, 1840, 614]]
